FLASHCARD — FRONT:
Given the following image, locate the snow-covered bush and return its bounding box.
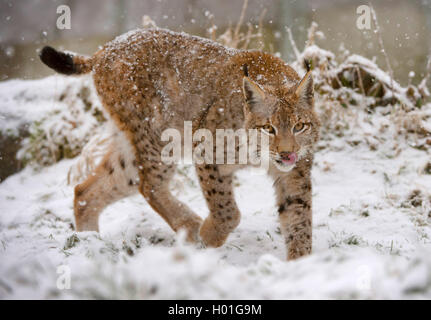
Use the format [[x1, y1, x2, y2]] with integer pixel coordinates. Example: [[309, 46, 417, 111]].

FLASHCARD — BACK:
[[0, 76, 107, 178]]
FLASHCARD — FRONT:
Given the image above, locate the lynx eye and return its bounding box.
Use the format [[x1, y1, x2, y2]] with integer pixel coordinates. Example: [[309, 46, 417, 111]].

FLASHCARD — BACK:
[[293, 122, 309, 134], [260, 124, 276, 135]]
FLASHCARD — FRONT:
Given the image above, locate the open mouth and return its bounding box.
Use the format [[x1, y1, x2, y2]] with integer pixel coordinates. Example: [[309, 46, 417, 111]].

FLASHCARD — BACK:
[[277, 152, 297, 165], [273, 152, 298, 171]]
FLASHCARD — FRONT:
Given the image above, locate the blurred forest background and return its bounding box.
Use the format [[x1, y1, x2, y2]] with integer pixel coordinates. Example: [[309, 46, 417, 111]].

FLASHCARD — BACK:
[[1, 0, 431, 86]]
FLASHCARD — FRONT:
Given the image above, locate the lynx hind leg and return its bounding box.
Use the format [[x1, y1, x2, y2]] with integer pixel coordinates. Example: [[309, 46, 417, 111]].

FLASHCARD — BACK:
[[74, 135, 139, 232]]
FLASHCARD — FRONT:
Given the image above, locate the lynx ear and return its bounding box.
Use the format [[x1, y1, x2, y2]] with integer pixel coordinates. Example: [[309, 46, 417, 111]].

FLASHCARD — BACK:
[[295, 71, 314, 107], [243, 77, 265, 111]]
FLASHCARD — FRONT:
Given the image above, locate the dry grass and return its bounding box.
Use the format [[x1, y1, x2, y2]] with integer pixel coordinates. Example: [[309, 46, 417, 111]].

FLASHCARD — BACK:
[[67, 129, 113, 185], [205, 0, 267, 51]]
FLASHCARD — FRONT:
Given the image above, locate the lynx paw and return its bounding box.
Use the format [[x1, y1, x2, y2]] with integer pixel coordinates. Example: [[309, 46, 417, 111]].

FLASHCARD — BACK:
[[287, 242, 312, 260], [177, 216, 203, 243], [199, 217, 230, 248]]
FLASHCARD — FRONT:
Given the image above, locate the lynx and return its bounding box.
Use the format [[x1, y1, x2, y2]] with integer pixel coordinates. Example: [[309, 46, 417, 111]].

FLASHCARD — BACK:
[[40, 28, 319, 260]]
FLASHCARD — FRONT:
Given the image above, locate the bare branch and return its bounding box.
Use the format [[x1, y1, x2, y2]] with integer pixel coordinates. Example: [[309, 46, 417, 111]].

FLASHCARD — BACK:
[[286, 27, 300, 61], [234, 0, 249, 42], [418, 55, 431, 96], [370, 3, 394, 98], [306, 22, 318, 47]]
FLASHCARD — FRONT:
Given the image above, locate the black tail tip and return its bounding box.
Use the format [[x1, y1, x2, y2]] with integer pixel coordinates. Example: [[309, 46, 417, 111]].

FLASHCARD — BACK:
[[242, 64, 249, 77], [39, 46, 76, 75]]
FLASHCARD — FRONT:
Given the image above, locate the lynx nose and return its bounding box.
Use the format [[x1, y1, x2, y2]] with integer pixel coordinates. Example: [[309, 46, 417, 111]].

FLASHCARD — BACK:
[[279, 152, 297, 165]]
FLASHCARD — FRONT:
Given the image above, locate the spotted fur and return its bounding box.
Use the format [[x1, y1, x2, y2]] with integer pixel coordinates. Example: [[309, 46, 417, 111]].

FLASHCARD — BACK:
[[40, 28, 320, 260]]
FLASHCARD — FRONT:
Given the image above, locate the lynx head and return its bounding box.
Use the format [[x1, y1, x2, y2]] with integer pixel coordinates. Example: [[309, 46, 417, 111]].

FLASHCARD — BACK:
[[242, 65, 320, 172]]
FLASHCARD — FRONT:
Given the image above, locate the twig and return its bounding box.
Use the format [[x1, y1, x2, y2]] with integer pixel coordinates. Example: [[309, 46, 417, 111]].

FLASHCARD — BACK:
[[370, 3, 394, 98], [418, 55, 431, 97], [286, 27, 300, 61], [238, 33, 262, 49], [355, 66, 366, 96], [234, 0, 249, 45], [205, 10, 217, 41], [369, 82, 382, 97], [306, 21, 318, 47], [424, 55, 431, 81], [241, 23, 253, 49], [256, 8, 267, 50]]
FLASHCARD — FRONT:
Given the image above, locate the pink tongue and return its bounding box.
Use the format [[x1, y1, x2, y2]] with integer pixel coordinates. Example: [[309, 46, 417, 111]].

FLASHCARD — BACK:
[[282, 152, 297, 165]]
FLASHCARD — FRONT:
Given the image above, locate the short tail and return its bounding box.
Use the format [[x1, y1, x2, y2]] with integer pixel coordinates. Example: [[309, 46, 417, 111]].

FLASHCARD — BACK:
[[39, 46, 93, 75]]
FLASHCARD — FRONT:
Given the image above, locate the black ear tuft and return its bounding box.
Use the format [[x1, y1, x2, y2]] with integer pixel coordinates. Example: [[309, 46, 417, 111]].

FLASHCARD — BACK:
[[304, 59, 311, 72], [242, 64, 249, 77], [39, 46, 76, 75]]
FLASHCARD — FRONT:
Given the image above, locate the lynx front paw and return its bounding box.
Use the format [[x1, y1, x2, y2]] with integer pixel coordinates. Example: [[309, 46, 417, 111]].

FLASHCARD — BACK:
[[287, 241, 312, 260], [177, 216, 204, 243], [199, 217, 230, 248], [74, 208, 99, 232]]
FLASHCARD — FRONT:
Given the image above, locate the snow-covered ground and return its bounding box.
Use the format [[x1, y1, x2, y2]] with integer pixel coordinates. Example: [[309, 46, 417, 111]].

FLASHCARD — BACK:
[[1, 75, 431, 299]]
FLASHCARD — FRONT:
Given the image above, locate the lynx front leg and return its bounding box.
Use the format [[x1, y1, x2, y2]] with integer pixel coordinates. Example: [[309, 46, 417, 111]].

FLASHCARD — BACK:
[[196, 164, 240, 247], [270, 158, 313, 260]]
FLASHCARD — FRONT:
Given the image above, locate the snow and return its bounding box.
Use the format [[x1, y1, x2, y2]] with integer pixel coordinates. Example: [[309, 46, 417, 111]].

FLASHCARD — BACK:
[[0, 74, 100, 136], [0, 76, 77, 134], [0, 75, 108, 167], [1, 75, 431, 299]]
